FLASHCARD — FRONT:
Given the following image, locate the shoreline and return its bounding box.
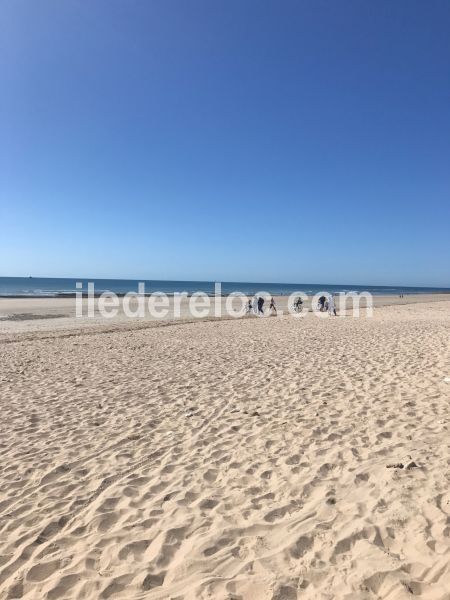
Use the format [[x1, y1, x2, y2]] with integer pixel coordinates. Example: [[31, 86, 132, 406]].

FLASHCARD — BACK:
[[1, 290, 449, 299], [1, 294, 449, 338]]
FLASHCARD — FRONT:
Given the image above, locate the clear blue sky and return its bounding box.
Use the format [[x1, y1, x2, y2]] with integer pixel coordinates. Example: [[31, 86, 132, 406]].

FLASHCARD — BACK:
[[1, 0, 449, 286]]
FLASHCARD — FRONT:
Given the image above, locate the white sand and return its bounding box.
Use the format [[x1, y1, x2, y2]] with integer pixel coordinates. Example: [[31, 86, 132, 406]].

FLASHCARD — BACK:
[[0, 299, 449, 599]]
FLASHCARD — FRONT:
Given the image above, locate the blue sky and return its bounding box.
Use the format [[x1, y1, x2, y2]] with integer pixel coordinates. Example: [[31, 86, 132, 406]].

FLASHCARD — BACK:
[[1, 0, 449, 286]]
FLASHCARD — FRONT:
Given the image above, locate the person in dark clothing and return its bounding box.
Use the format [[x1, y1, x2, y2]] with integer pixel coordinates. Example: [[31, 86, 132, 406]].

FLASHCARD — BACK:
[[294, 297, 303, 312], [257, 296, 265, 315], [318, 295, 326, 312], [269, 297, 277, 315]]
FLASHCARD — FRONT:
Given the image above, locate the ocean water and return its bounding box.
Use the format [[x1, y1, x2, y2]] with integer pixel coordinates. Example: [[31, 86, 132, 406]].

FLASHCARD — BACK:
[[0, 277, 448, 298]]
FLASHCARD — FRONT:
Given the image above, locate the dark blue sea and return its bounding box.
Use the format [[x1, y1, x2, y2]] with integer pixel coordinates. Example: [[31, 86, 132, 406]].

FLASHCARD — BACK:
[[0, 277, 448, 298]]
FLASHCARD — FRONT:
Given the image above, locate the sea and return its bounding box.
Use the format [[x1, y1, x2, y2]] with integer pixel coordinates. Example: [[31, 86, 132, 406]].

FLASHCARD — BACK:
[[0, 277, 448, 298]]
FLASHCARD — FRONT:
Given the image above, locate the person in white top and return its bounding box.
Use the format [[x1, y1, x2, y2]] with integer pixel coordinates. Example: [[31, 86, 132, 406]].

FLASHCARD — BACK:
[[328, 294, 337, 316]]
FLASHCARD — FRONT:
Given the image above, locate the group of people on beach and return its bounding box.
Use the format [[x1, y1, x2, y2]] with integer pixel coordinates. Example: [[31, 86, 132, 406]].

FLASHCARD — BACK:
[[318, 294, 337, 316], [246, 296, 277, 316], [245, 294, 337, 316]]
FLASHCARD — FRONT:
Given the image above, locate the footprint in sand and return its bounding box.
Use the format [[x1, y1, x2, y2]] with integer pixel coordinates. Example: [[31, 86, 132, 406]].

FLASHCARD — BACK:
[[26, 560, 61, 583], [272, 584, 297, 600], [47, 574, 79, 600], [290, 535, 314, 558], [40, 464, 71, 485], [199, 498, 219, 510], [264, 505, 290, 522], [142, 571, 166, 590]]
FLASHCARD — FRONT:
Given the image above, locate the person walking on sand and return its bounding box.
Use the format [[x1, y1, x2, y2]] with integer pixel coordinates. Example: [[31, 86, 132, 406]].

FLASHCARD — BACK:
[[246, 299, 253, 314], [269, 296, 277, 315], [327, 293, 337, 316], [294, 296, 303, 312], [318, 295, 326, 312], [257, 296, 265, 315]]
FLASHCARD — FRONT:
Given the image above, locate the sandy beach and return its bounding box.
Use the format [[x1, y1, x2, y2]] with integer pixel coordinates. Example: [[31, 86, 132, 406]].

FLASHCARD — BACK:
[[1, 298, 449, 599], [0, 294, 449, 336], [3, 0, 450, 597]]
